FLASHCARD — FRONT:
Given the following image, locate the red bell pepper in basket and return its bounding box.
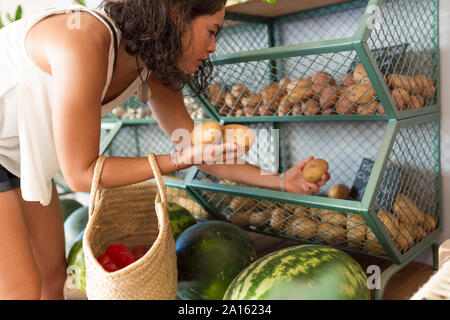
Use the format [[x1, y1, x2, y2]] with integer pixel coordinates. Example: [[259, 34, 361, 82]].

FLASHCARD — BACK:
[[97, 254, 120, 272], [105, 243, 136, 269]]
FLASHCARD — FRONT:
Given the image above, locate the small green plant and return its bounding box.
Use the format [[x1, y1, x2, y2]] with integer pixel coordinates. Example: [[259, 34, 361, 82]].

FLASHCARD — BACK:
[[74, 0, 87, 6], [0, 5, 23, 29]]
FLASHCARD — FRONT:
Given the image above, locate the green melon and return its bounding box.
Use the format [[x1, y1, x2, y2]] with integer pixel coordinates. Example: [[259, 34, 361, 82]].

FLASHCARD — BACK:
[[67, 234, 86, 293], [64, 206, 89, 258], [176, 221, 257, 300], [223, 244, 370, 300], [168, 202, 197, 240], [59, 198, 83, 221]]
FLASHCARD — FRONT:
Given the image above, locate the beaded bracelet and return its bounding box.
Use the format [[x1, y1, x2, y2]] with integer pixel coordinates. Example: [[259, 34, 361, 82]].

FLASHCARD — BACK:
[[170, 152, 180, 173]]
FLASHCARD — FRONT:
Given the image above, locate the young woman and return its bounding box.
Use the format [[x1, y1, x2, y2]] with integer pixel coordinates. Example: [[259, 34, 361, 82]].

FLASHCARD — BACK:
[[0, 0, 329, 299]]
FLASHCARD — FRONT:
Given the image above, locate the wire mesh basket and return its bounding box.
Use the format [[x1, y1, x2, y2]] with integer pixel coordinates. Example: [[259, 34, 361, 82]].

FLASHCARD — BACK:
[[202, 0, 439, 122], [185, 114, 441, 264], [102, 86, 212, 124]]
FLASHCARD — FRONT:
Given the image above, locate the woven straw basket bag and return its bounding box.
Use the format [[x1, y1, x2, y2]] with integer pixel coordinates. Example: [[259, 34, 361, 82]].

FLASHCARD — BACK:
[[82, 153, 178, 300]]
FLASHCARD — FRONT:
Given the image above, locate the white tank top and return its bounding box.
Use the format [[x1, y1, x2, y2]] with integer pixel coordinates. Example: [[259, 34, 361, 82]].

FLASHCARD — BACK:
[[0, 4, 150, 205]]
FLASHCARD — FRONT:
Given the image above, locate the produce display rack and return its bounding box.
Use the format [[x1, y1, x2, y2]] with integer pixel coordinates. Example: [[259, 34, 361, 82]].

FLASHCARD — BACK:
[[183, 0, 442, 300]]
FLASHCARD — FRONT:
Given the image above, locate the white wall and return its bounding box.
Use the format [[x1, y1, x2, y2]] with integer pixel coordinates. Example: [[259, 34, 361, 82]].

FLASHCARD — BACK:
[[0, 0, 101, 22], [1, 0, 448, 265]]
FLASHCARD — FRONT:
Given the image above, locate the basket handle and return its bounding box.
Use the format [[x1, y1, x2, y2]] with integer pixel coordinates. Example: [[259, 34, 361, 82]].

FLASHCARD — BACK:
[[88, 152, 167, 217]]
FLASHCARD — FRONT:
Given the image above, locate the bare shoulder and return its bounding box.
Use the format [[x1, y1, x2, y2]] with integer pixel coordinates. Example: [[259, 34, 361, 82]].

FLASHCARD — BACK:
[[25, 11, 111, 75]]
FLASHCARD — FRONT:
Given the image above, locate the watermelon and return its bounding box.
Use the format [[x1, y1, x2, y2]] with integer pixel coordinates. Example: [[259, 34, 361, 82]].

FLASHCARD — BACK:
[[59, 198, 83, 221], [67, 233, 86, 293], [223, 244, 370, 300], [64, 206, 89, 258], [168, 202, 196, 240], [176, 221, 257, 300]]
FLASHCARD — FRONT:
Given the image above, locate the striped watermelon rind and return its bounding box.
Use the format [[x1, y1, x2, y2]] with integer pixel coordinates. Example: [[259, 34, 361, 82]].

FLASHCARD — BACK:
[[224, 244, 370, 300], [168, 202, 197, 240]]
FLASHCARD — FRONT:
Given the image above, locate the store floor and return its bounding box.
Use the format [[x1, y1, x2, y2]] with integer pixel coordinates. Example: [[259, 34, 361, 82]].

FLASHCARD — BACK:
[[64, 231, 436, 300]]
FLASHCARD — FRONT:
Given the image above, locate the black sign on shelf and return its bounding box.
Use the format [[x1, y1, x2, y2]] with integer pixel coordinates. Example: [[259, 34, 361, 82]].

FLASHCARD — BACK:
[[347, 43, 409, 75], [350, 158, 375, 201], [350, 158, 403, 213]]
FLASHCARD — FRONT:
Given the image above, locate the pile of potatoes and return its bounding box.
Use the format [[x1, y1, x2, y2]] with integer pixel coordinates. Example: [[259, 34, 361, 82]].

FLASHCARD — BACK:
[[111, 105, 152, 120], [227, 189, 436, 253], [385, 73, 435, 111], [347, 193, 437, 255], [206, 64, 435, 117]]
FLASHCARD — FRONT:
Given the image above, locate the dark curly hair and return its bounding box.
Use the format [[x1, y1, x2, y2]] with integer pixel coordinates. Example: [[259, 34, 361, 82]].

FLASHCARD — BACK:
[[100, 0, 227, 94]]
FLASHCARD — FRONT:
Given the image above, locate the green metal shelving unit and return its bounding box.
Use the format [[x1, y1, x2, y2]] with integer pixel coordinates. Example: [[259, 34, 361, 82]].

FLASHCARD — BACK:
[[183, 0, 442, 300]]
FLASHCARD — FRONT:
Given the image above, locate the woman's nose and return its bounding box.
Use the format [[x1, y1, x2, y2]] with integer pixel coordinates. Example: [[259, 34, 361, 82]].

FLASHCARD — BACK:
[[207, 38, 216, 54]]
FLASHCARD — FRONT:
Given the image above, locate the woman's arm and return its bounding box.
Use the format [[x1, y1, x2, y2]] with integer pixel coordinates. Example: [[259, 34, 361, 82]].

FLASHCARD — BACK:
[[147, 75, 284, 190], [47, 23, 185, 192], [148, 75, 330, 194]]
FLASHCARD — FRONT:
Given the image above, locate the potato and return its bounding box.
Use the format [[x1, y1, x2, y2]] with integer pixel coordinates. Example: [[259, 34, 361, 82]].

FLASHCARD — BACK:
[[279, 78, 292, 94], [206, 83, 225, 106], [287, 86, 313, 104], [231, 210, 271, 228], [230, 210, 250, 227], [391, 194, 426, 226], [222, 124, 256, 152], [191, 121, 223, 145], [284, 217, 317, 239], [415, 226, 427, 241], [225, 92, 239, 109], [321, 107, 335, 115], [301, 100, 321, 116], [317, 222, 346, 244], [233, 106, 244, 117], [391, 88, 410, 111], [303, 159, 328, 182], [319, 85, 340, 108], [364, 230, 385, 255], [408, 95, 425, 109], [317, 209, 346, 227], [340, 73, 356, 86], [241, 93, 262, 117], [258, 103, 277, 116], [386, 74, 417, 95], [357, 99, 380, 114], [231, 84, 250, 100], [291, 104, 302, 116], [377, 102, 386, 114], [247, 210, 272, 228], [347, 214, 367, 248], [286, 77, 312, 92], [414, 75, 435, 100], [270, 208, 294, 232], [345, 84, 377, 105], [378, 210, 399, 239], [292, 205, 314, 221], [364, 210, 401, 254], [422, 214, 436, 232], [395, 223, 414, 252], [353, 64, 372, 86], [327, 184, 350, 199], [261, 83, 284, 106], [278, 96, 294, 116], [312, 71, 336, 87], [335, 95, 356, 114], [311, 72, 336, 98], [229, 196, 258, 212]]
